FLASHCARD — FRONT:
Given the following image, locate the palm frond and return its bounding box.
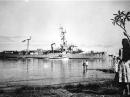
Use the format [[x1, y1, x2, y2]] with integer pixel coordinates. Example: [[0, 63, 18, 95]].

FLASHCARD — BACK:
[[113, 14, 118, 16], [126, 12, 130, 21], [118, 10, 121, 15]]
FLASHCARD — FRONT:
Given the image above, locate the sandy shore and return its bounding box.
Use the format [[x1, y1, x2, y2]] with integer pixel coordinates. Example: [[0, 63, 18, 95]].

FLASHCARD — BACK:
[[0, 79, 123, 97]]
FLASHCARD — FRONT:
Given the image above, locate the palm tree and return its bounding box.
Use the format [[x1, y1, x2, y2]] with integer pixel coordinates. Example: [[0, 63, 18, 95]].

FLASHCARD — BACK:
[[111, 10, 130, 42]]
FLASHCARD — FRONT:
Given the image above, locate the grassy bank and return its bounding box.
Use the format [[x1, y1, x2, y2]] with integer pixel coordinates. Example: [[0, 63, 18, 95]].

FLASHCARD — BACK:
[[0, 79, 123, 97], [64, 80, 119, 94]]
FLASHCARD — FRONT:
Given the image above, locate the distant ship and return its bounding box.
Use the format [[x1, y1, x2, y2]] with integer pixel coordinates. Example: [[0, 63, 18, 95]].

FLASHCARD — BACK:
[[0, 27, 106, 59]]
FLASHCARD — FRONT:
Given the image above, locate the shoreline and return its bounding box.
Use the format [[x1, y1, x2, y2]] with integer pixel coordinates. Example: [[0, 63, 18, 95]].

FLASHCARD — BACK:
[[0, 78, 121, 97]]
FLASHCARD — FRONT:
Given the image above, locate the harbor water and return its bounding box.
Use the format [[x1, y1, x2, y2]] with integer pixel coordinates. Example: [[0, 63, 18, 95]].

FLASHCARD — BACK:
[[0, 58, 114, 86]]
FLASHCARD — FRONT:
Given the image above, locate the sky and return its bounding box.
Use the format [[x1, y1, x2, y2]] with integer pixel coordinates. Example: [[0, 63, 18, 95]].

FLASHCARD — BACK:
[[0, 0, 130, 55]]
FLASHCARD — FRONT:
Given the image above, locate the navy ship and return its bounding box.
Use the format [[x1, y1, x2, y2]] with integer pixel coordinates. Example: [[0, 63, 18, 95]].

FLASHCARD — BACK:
[[0, 27, 106, 59]]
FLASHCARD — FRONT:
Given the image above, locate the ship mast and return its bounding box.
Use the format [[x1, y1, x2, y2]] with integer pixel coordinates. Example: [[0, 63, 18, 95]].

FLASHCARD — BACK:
[[60, 26, 67, 52]]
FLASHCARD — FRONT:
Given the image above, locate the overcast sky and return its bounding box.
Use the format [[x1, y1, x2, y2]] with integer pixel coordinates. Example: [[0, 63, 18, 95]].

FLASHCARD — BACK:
[[0, 0, 130, 55]]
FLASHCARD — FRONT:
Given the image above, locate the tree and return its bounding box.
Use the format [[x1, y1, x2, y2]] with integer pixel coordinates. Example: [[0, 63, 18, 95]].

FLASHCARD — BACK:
[[111, 10, 130, 42]]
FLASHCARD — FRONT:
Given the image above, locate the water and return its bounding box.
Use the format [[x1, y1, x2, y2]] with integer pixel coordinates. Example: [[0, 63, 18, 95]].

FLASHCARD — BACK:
[[0, 58, 114, 86]]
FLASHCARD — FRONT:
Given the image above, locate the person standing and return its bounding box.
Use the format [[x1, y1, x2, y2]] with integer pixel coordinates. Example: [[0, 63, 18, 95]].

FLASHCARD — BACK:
[[114, 57, 119, 73], [124, 60, 130, 95], [114, 57, 120, 85], [83, 60, 88, 71], [118, 38, 130, 95], [85, 60, 88, 70]]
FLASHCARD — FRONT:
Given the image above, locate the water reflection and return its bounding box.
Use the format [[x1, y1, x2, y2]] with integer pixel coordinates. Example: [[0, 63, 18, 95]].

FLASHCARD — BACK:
[[0, 58, 114, 85], [83, 67, 88, 79]]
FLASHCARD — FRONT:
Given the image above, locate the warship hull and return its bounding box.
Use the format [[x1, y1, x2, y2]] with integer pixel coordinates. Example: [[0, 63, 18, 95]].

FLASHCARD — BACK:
[[0, 52, 106, 59]]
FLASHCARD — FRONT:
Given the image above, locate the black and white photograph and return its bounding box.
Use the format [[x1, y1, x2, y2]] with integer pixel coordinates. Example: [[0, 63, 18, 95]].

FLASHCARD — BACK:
[[0, 0, 130, 96]]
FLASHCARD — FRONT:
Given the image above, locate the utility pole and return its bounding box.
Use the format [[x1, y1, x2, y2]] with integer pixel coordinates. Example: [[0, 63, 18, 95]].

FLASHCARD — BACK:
[[22, 36, 31, 54]]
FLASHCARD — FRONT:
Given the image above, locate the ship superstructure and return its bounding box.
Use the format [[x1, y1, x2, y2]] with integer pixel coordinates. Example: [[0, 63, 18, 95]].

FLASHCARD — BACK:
[[60, 26, 68, 52]]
